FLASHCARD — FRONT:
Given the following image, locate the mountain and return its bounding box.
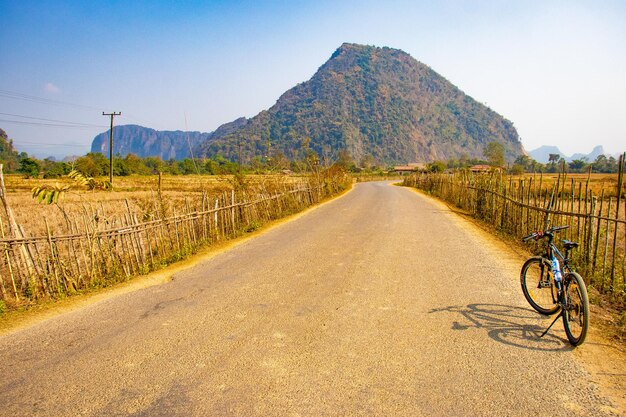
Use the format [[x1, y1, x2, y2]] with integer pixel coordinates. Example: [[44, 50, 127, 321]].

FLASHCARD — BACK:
[[0, 128, 20, 170], [571, 145, 604, 162], [528, 146, 566, 163], [529, 145, 606, 163], [90, 43, 524, 164], [91, 125, 211, 161], [196, 43, 524, 164]]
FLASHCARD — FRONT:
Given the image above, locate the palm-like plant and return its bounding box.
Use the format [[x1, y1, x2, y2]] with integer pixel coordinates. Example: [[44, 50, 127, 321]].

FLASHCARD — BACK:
[[31, 170, 112, 228]]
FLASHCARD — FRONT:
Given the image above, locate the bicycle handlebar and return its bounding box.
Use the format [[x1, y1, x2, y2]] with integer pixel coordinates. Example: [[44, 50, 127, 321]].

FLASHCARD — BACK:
[[522, 225, 569, 242]]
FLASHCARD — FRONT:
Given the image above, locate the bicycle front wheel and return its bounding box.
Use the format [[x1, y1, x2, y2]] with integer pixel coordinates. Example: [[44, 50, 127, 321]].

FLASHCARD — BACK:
[[562, 272, 589, 346], [520, 257, 559, 315]]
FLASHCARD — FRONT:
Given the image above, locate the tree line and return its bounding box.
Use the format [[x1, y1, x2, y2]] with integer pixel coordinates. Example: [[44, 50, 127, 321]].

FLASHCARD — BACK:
[[1, 127, 621, 178], [424, 142, 622, 174], [9, 149, 625, 179]]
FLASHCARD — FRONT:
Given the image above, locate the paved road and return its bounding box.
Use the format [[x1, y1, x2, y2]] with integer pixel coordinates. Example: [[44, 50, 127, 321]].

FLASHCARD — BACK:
[[0, 182, 621, 416]]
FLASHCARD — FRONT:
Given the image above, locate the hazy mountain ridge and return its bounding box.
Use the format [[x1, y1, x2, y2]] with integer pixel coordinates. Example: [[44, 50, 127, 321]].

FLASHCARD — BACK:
[[528, 145, 609, 163]]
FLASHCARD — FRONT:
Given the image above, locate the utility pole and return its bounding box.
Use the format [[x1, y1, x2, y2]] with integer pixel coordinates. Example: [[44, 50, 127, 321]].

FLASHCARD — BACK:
[[102, 111, 121, 185]]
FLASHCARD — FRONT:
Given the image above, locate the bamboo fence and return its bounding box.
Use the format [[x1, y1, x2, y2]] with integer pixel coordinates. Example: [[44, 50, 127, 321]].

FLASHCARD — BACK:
[[403, 154, 626, 298], [0, 177, 345, 303]]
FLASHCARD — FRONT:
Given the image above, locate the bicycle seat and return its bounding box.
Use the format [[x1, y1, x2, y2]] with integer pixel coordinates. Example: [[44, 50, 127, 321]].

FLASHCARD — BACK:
[[562, 240, 579, 250]]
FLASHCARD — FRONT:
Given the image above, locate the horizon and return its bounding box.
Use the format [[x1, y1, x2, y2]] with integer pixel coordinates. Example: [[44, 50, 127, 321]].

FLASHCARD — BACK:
[[1, 1, 625, 160]]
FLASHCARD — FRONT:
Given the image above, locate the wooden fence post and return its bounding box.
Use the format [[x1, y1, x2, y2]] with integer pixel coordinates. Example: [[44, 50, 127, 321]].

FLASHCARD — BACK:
[[610, 154, 624, 288]]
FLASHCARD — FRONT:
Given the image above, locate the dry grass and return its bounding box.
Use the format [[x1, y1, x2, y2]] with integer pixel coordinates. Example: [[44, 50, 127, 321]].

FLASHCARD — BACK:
[[2, 174, 305, 237], [512, 172, 622, 199]]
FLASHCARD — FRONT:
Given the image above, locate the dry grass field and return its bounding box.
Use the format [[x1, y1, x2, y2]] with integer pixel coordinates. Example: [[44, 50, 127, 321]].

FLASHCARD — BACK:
[[2, 174, 305, 238], [513, 172, 623, 200]]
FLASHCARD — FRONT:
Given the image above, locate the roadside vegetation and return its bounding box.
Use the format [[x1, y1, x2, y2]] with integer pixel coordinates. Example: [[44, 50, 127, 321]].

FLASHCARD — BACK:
[[0, 147, 352, 315]]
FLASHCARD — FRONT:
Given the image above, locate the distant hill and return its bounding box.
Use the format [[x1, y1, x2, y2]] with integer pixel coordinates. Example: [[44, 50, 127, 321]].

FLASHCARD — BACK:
[[570, 145, 605, 162], [197, 43, 523, 164], [527, 146, 566, 163], [529, 145, 606, 163], [91, 125, 211, 161]]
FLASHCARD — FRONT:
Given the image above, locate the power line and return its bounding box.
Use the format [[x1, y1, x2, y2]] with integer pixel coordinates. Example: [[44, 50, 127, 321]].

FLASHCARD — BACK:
[[0, 89, 166, 130], [0, 119, 106, 129], [11, 140, 88, 148], [0, 112, 107, 127], [0, 89, 102, 111]]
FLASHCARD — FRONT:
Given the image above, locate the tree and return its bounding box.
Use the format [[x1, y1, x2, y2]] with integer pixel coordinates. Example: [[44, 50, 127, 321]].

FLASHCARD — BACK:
[[144, 157, 165, 174], [510, 164, 525, 175], [334, 149, 354, 171], [177, 158, 197, 175], [484, 142, 505, 167], [43, 161, 70, 178], [75, 152, 108, 177], [270, 152, 290, 171], [428, 161, 446, 173], [569, 159, 587, 173], [512, 155, 543, 173], [124, 153, 151, 175], [592, 154, 618, 173], [18, 157, 40, 178]]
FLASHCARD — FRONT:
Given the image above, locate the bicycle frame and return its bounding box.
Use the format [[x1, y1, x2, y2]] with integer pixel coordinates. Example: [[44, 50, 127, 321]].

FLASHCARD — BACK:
[[538, 232, 574, 302]]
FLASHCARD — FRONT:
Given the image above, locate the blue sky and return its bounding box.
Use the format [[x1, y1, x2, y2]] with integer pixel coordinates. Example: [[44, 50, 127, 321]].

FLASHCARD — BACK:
[[1, 0, 625, 159]]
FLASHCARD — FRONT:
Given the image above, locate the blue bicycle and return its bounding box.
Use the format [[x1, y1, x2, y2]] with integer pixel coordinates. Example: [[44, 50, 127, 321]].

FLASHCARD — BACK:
[[521, 225, 589, 346]]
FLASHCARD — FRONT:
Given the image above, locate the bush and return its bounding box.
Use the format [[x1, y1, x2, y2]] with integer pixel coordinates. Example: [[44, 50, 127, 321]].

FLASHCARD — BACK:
[[18, 157, 40, 178], [428, 161, 446, 173]]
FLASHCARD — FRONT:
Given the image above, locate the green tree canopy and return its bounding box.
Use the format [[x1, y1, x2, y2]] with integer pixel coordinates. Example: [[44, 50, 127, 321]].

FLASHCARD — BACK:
[[18, 157, 41, 178], [484, 142, 505, 167]]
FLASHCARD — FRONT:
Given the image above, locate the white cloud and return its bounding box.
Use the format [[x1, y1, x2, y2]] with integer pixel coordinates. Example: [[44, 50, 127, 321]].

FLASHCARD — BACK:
[[44, 82, 61, 93]]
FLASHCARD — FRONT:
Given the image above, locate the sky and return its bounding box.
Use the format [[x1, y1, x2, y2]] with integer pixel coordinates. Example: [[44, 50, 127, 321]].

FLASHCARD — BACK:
[[1, 0, 625, 160]]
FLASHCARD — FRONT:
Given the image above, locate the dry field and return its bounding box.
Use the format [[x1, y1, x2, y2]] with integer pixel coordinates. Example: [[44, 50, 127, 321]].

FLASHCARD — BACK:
[[2, 174, 305, 238], [513, 172, 623, 199]]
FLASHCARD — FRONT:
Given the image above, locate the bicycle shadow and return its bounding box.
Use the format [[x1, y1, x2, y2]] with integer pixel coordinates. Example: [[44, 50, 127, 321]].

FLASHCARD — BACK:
[[429, 303, 572, 352]]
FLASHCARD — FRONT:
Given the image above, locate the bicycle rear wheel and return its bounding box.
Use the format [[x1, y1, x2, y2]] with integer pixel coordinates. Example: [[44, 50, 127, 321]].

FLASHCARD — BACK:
[[520, 257, 559, 315], [562, 272, 589, 346]]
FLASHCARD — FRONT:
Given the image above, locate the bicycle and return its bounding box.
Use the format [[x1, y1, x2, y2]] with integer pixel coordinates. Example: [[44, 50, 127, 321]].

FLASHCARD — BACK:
[[520, 225, 589, 346]]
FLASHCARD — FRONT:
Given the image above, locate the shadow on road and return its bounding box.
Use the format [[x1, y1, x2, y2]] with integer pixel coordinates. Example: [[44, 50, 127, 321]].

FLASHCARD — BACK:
[[429, 303, 572, 352]]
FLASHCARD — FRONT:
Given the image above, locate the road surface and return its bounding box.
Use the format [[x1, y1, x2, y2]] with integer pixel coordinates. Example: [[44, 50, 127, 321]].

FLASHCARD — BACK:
[[0, 181, 622, 416]]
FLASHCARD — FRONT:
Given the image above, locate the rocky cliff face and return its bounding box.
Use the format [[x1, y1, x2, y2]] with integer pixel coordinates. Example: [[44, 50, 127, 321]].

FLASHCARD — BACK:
[[91, 125, 210, 161]]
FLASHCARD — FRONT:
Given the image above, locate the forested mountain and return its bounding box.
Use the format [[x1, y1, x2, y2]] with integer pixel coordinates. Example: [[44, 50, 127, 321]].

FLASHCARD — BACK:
[[92, 43, 524, 164], [196, 43, 524, 164], [0, 128, 21, 170]]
